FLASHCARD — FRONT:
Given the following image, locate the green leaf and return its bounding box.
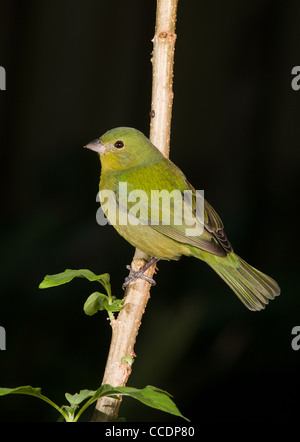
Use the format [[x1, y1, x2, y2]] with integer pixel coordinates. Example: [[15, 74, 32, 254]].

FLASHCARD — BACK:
[[84, 384, 189, 421], [84, 293, 123, 316], [83, 292, 108, 316], [39, 269, 111, 293], [106, 298, 124, 313], [0, 386, 42, 397], [114, 385, 188, 421], [0, 386, 68, 420], [60, 404, 78, 416], [65, 389, 95, 406]]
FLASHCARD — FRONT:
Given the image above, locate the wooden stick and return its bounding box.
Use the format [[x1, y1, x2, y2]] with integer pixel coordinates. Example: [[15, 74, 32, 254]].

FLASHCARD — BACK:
[[92, 0, 178, 422]]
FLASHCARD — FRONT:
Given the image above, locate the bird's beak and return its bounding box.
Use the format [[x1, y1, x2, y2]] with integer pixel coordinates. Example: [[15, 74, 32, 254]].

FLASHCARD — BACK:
[[84, 138, 106, 153]]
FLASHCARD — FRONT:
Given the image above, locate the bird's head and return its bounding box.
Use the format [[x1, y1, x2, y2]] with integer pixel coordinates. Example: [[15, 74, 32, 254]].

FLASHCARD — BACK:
[[85, 127, 161, 172]]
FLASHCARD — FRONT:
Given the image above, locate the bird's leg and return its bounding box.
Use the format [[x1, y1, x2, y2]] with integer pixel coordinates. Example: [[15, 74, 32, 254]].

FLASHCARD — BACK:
[[122, 257, 159, 290]]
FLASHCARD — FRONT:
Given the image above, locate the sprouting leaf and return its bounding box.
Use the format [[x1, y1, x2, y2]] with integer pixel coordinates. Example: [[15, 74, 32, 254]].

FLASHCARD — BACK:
[[84, 293, 123, 316], [83, 292, 108, 316], [106, 298, 124, 313], [39, 269, 111, 293], [121, 356, 135, 366], [60, 404, 78, 417], [65, 389, 95, 406]]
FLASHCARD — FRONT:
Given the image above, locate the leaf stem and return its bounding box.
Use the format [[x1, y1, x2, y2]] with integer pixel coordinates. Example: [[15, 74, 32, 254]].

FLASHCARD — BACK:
[[24, 392, 69, 421]]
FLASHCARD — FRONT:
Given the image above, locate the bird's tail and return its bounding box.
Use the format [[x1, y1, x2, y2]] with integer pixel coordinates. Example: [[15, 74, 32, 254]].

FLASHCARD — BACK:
[[206, 253, 280, 311]]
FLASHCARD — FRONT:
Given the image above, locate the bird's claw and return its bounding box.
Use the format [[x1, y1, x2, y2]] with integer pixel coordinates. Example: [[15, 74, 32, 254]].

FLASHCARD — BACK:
[[122, 265, 157, 290]]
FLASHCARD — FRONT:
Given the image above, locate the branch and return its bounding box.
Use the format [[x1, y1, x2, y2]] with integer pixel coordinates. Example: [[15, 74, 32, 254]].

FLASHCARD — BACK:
[[150, 0, 178, 156], [92, 0, 178, 422]]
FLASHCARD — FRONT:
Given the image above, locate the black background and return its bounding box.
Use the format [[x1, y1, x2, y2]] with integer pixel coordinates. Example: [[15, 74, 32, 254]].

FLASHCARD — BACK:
[[0, 0, 299, 422]]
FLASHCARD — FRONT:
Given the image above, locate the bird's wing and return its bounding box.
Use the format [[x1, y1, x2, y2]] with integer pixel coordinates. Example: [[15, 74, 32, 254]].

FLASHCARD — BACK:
[[150, 179, 232, 257], [114, 159, 232, 257]]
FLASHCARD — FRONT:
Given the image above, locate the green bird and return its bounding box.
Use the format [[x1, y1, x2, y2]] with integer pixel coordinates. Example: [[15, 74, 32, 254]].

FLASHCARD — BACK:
[[85, 127, 280, 311]]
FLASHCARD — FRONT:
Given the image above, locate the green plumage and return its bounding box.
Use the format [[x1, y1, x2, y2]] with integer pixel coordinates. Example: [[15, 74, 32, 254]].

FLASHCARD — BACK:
[[86, 127, 280, 311]]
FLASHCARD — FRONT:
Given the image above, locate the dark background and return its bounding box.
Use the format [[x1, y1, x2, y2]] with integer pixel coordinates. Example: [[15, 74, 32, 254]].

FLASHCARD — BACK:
[[0, 0, 299, 422]]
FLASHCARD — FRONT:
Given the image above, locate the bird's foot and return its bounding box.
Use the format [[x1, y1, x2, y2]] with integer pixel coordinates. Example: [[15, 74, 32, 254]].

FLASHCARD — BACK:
[[122, 267, 156, 289], [122, 257, 159, 290]]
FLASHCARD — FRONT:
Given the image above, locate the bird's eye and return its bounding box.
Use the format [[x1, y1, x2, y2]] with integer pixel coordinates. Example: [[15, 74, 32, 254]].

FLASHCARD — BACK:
[[114, 140, 124, 149]]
